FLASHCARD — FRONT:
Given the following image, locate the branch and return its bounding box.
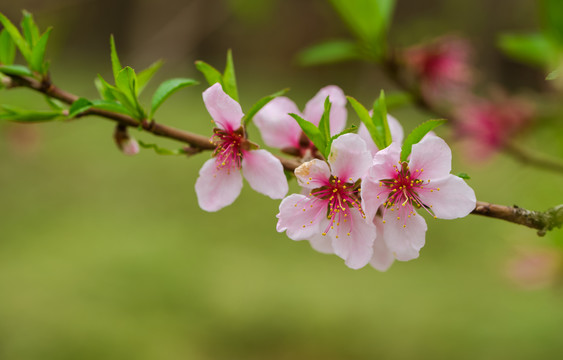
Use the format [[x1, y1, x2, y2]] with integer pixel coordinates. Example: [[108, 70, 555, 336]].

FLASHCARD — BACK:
[[5, 74, 562, 235], [472, 201, 563, 236]]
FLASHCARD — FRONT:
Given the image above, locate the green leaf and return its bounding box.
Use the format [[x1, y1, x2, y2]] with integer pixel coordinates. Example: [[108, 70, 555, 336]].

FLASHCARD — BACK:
[[195, 60, 223, 87], [20, 10, 39, 47], [150, 77, 198, 117], [318, 97, 332, 144], [347, 95, 384, 148], [222, 49, 239, 102], [0, 12, 32, 62], [0, 64, 33, 76], [242, 88, 289, 125], [297, 39, 361, 66], [498, 33, 559, 67], [97, 74, 140, 118], [30, 27, 52, 74], [115, 67, 145, 119], [91, 99, 135, 116], [138, 140, 185, 155], [372, 90, 392, 149], [0, 104, 62, 122], [44, 96, 65, 110], [455, 172, 471, 180], [136, 59, 163, 95], [0, 29, 16, 65], [68, 97, 93, 118], [94, 76, 116, 101], [289, 113, 327, 157], [400, 119, 446, 162], [109, 35, 122, 82]]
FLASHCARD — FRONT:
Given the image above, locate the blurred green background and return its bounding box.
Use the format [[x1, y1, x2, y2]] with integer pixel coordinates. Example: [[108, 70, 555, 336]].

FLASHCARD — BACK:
[[1, 0, 563, 359]]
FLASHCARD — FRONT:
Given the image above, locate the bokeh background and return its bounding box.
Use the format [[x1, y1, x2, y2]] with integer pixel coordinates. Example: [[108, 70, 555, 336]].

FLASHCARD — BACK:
[[1, 0, 563, 359]]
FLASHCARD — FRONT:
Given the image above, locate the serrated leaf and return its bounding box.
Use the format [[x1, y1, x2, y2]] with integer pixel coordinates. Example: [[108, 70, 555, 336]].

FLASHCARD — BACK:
[[20, 10, 39, 47], [318, 97, 332, 143], [348, 95, 385, 149], [91, 99, 135, 116], [30, 27, 51, 74], [150, 77, 198, 117], [0, 29, 16, 65], [0, 104, 62, 122], [400, 119, 446, 162], [372, 90, 392, 148], [223, 49, 239, 102], [195, 60, 223, 87], [115, 67, 145, 119], [68, 97, 92, 118], [289, 113, 327, 157], [0, 64, 33, 77], [136, 59, 163, 95], [0, 12, 32, 62], [498, 33, 558, 67], [455, 172, 471, 180], [109, 35, 122, 82], [97, 74, 139, 118], [297, 39, 361, 66], [138, 140, 185, 155], [243, 88, 289, 125]]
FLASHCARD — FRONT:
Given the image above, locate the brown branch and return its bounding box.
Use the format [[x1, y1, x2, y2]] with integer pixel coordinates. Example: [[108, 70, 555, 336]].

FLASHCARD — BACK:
[[5, 74, 562, 235], [472, 201, 563, 236]]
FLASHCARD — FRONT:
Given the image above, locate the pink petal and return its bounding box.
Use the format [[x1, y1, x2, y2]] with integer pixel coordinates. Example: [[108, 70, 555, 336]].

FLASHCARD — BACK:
[[202, 83, 244, 132], [242, 149, 288, 199], [253, 97, 302, 149], [195, 158, 243, 212], [303, 85, 347, 134], [418, 175, 476, 219], [328, 133, 372, 182], [294, 159, 331, 189], [358, 115, 404, 156], [360, 178, 387, 222], [276, 194, 326, 240], [370, 217, 395, 271], [408, 136, 452, 180], [382, 210, 427, 261], [331, 209, 376, 269], [309, 231, 334, 254], [368, 142, 402, 181]]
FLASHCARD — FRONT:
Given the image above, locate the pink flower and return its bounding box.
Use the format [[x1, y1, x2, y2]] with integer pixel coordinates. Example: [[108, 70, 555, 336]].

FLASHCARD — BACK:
[[254, 85, 347, 157], [195, 83, 288, 212], [403, 36, 473, 101], [276, 133, 376, 269], [362, 135, 476, 264]]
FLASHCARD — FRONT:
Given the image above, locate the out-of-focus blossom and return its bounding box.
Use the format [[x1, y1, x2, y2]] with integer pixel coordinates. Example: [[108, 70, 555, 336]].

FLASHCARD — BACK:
[[455, 94, 534, 160], [505, 246, 562, 290], [276, 133, 375, 269], [195, 83, 288, 212], [254, 85, 347, 159], [362, 135, 476, 265], [403, 36, 473, 101], [113, 124, 140, 156], [3, 123, 41, 157]]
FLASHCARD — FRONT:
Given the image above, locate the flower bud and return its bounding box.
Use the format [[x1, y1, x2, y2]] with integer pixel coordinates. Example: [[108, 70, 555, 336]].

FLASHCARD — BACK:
[[113, 124, 140, 156]]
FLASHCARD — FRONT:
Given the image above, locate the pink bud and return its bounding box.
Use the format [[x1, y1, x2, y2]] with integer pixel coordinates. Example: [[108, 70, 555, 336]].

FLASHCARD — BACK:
[[113, 124, 139, 156]]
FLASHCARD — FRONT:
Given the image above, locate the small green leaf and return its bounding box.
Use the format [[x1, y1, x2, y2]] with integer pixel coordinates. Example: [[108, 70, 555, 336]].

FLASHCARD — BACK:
[[136, 59, 163, 95], [97, 74, 140, 118], [0, 64, 33, 76], [297, 39, 361, 66], [0, 12, 32, 62], [0, 104, 62, 122], [372, 90, 392, 148], [94, 76, 116, 101], [195, 60, 223, 87], [115, 67, 145, 119], [223, 49, 239, 102], [318, 97, 332, 144], [289, 113, 327, 157], [455, 172, 471, 180], [68, 97, 93, 118], [91, 99, 135, 117], [109, 35, 122, 82], [243, 88, 289, 125], [400, 119, 446, 162], [348, 95, 384, 148], [497, 33, 559, 67], [44, 96, 65, 110], [0, 29, 16, 65], [30, 27, 52, 74], [20, 10, 39, 47], [150, 77, 198, 117], [138, 140, 185, 155]]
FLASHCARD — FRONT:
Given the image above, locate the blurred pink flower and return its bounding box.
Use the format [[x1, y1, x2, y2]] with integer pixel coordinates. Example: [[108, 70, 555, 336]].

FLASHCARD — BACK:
[[254, 85, 347, 158], [455, 95, 534, 160], [276, 133, 376, 269], [362, 136, 476, 265], [195, 83, 288, 212], [505, 247, 562, 290], [403, 36, 473, 101], [4, 123, 42, 157]]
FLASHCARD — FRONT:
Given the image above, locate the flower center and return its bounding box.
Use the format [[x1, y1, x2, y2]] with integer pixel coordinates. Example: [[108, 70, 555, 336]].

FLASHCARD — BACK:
[[212, 128, 244, 172], [377, 162, 440, 226], [310, 176, 365, 238]]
